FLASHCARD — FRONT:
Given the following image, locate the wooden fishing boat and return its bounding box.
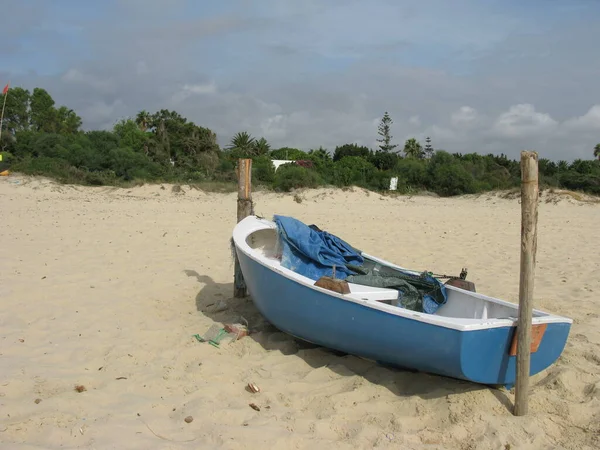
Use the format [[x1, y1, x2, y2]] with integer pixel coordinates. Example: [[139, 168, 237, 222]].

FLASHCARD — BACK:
[[232, 215, 572, 388]]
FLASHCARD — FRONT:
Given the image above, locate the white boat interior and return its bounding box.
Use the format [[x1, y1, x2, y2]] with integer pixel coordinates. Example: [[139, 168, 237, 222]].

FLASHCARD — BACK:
[[236, 217, 572, 331]]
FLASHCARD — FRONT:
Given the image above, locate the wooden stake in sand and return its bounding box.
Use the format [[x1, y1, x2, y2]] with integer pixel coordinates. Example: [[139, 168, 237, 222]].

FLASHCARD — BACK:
[[514, 150, 539, 416], [234, 158, 253, 298]]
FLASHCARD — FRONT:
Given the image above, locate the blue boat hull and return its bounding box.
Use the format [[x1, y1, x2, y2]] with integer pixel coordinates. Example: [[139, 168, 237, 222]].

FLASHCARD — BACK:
[[236, 249, 571, 388]]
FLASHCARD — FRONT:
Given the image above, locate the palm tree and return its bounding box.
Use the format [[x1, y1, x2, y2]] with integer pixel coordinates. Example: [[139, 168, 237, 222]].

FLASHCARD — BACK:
[[136, 110, 151, 132], [228, 131, 255, 157], [403, 138, 424, 159], [253, 137, 270, 155], [308, 147, 331, 161], [594, 143, 600, 160], [557, 160, 568, 172]]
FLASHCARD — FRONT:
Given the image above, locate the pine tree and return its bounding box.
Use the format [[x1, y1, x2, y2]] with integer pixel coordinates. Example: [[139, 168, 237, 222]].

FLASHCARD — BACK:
[[376, 111, 398, 153], [424, 136, 434, 158]]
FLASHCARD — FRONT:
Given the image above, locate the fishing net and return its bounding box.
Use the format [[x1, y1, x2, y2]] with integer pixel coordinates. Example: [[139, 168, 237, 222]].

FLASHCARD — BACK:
[[346, 266, 447, 314]]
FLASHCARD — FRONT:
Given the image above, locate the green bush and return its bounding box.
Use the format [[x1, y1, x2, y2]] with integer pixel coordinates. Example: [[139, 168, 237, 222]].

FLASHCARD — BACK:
[[369, 151, 399, 171], [0, 151, 14, 172], [396, 157, 428, 187], [332, 156, 377, 187], [333, 143, 371, 162], [308, 155, 335, 184], [108, 147, 163, 181], [559, 172, 600, 195], [13, 156, 86, 184], [273, 164, 321, 192], [270, 147, 307, 160], [252, 155, 276, 183], [366, 170, 396, 191], [428, 163, 476, 196]]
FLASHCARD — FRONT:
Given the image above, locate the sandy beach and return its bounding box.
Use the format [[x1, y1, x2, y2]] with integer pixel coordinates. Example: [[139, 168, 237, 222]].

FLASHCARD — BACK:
[[0, 175, 598, 450]]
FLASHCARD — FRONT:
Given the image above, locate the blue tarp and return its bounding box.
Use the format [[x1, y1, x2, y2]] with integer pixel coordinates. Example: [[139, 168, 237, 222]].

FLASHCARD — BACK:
[[273, 215, 363, 281], [273, 214, 448, 314]]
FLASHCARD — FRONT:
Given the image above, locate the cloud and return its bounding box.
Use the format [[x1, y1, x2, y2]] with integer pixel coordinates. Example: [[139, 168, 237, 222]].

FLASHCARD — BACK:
[[408, 115, 421, 127], [171, 82, 218, 103], [80, 99, 127, 129], [61, 69, 113, 93], [491, 104, 558, 139], [451, 107, 480, 128], [1, 0, 600, 161], [563, 106, 600, 131]]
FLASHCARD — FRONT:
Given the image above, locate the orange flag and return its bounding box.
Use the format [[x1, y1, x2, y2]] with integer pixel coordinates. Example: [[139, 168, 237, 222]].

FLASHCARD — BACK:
[[2, 83, 8, 95]]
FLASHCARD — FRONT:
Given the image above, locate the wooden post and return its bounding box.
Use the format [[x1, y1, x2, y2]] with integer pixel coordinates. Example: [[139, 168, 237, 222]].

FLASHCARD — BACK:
[[514, 151, 539, 416], [234, 158, 253, 298]]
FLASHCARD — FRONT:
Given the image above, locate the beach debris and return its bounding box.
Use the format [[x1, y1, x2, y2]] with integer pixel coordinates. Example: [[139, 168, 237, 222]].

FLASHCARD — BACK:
[[74, 385, 87, 393], [184, 416, 194, 423], [194, 320, 249, 347], [224, 322, 249, 340], [18, 339, 24, 343], [139, 418, 198, 442], [247, 383, 260, 393], [34, 398, 42, 404], [193, 324, 231, 347], [115, 377, 127, 380], [249, 403, 260, 411]]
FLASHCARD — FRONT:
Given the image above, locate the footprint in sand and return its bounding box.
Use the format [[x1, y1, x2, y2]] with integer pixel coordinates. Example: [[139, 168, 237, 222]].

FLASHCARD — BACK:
[[572, 333, 590, 343], [583, 352, 600, 366], [583, 382, 599, 400]]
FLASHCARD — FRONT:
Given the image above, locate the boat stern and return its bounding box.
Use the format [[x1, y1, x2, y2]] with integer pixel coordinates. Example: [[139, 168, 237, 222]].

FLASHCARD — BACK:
[[459, 320, 572, 388]]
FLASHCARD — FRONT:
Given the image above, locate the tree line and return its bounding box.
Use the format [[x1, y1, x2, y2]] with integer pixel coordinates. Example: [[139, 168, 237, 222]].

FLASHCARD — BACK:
[[0, 86, 599, 196]]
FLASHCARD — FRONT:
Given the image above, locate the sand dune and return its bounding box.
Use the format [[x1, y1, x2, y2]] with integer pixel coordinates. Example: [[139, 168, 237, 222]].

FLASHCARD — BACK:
[[0, 175, 598, 449]]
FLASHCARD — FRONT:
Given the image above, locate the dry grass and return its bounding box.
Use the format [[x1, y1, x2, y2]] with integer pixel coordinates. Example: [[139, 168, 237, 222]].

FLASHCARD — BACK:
[[545, 188, 600, 204], [188, 181, 237, 193]]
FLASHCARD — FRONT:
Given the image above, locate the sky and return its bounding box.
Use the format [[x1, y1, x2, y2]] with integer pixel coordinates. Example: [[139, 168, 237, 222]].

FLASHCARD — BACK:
[[1, 0, 599, 161]]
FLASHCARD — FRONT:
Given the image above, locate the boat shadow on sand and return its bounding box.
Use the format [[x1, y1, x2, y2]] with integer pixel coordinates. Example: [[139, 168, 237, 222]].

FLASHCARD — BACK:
[[185, 269, 514, 412]]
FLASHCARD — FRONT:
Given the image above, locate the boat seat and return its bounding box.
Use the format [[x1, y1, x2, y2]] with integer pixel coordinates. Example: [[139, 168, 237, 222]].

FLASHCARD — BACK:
[[347, 283, 399, 302]]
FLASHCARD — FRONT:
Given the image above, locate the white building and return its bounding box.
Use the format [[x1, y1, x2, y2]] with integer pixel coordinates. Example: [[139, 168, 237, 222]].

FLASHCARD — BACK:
[[271, 160, 296, 171]]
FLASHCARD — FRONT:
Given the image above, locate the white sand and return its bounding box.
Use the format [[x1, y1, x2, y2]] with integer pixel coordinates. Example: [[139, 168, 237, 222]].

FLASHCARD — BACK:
[[0, 175, 598, 450]]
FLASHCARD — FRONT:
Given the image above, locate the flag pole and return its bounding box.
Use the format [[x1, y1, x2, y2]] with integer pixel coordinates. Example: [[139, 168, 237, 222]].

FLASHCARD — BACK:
[[0, 82, 9, 144]]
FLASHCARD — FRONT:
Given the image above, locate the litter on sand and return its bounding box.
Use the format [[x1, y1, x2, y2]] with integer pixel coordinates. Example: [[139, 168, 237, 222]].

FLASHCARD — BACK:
[[193, 321, 249, 348]]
